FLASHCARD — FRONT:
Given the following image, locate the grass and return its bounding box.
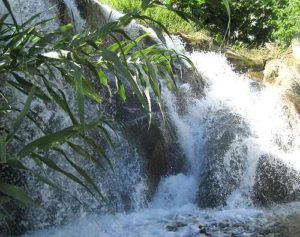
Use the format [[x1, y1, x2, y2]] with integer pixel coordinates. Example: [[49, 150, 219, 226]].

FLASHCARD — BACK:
[[99, 0, 196, 33]]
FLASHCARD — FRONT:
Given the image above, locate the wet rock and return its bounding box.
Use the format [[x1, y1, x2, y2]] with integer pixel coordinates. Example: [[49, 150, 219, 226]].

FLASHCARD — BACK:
[[114, 88, 186, 199], [128, 117, 186, 199], [278, 213, 300, 236], [74, 0, 106, 29], [253, 155, 300, 206], [197, 112, 249, 208], [198, 224, 207, 234], [49, 0, 71, 24], [166, 222, 187, 232]]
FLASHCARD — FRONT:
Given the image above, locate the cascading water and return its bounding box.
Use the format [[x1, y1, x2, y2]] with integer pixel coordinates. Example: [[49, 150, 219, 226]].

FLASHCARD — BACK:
[[3, 0, 300, 236], [24, 48, 300, 237]]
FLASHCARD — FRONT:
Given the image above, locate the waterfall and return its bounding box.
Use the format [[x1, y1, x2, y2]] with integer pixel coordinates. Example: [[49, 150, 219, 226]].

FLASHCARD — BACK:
[[24, 49, 300, 237], [160, 51, 300, 208], [3, 0, 300, 236]]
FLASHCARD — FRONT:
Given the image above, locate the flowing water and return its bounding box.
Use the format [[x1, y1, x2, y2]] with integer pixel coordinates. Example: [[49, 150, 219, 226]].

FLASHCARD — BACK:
[[23, 50, 300, 237], [2, 0, 300, 236]]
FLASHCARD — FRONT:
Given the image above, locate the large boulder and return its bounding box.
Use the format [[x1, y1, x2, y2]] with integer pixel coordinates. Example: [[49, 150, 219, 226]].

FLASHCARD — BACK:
[[263, 58, 300, 116], [252, 155, 300, 206], [197, 111, 249, 208], [116, 91, 187, 199]]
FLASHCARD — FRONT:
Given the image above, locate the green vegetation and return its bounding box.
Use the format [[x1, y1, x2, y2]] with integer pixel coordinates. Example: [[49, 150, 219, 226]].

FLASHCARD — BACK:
[[182, 0, 300, 45], [0, 0, 193, 233], [100, 0, 196, 33], [270, 0, 300, 45], [102, 0, 300, 46]]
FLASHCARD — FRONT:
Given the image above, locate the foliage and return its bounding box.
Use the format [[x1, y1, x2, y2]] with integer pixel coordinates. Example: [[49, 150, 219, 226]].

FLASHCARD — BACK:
[[161, 0, 300, 45], [100, 0, 196, 33], [0, 0, 194, 230], [270, 0, 300, 45]]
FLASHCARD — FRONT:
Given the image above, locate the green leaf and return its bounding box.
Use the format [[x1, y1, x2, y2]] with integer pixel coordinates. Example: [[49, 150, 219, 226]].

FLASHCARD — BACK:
[[54, 148, 105, 201], [30, 153, 95, 197], [7, 83, 36, 143], [10, 73, 51, 102], [17, 117, 104, 159], [117, 80, 126, 103], [123, 33, 151, 54], [7, 159, 76, 200], [101, 48, 148, 112], [2, 0, 19, 29], [82, 136, 114, 172], [72, 65, 85, 132], [42, 76, 78, 125], [0, 133, 7, 164], [0, 178, 38, 207], [98, 70, 109, 87], [17, 125, 80, 158], [149, 24, 166, 46]]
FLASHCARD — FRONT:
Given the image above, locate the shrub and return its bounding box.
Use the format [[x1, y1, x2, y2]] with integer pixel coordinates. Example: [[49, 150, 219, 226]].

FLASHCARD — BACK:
[[271, 0, 300, 45], [164, 0, 300, 46]]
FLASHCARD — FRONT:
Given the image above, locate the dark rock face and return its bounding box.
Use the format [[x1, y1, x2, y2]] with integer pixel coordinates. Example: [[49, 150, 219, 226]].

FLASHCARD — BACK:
[[197, 112, 249, 208], [253, 155, 300, 206], [74, 0, 106, 29], [117, 96, 187, 199], [49, 0, 71, 24]]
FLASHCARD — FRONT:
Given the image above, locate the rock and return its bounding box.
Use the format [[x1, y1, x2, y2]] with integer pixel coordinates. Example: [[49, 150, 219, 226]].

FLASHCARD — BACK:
[[246, 70, 264, 82], [74, 0, 106, 29], [285, 81, 300, 114], [252, 155, 300, 206], [292, 38, 300, 62], [263, 59, 285, 85], [176, 32, 214, 51], [263, 58, 299, 87], [166, 222, 187, 232], [278, 213, 300, 236], [129, 118, 186, 199], [225, 49, 265, 72], [197, 112, 249, 208], [263, 58, 300, 116], [114, 88, 187, 199], [49, 0, 71, 24], [198, 224, 207, 234]]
